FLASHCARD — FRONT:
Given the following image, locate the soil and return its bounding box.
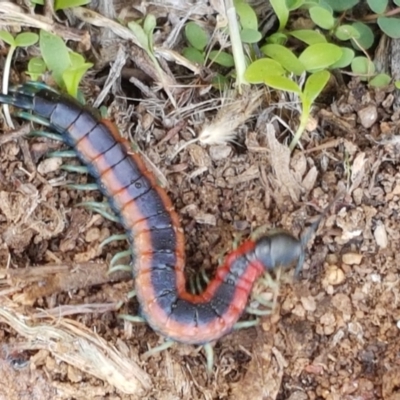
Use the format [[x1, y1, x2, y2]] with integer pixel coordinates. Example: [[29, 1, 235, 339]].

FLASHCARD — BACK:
[[0, 1, 400, 400]]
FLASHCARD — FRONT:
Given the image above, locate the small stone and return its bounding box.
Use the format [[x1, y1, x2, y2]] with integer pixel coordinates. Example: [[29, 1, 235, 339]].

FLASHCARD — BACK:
[[300, 296, 317, 312], [342, 253, 363, 265], [85, 227, 101, 243], [37, 157, 63, 175], [374, 222, 388, 248], [324, 265, 346, 286], [209, 144, 232, 161], [358, 105, 378, 128]]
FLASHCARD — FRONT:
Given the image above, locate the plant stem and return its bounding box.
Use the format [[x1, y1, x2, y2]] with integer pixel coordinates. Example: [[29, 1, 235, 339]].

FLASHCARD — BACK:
[[225, 0, 248, 92], [289, 101, 310, 151], [2, 44, 15, 129]]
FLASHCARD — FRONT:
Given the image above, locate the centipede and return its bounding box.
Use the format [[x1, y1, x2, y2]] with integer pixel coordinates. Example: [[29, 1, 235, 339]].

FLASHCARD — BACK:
[[0, 82, 312, 360]]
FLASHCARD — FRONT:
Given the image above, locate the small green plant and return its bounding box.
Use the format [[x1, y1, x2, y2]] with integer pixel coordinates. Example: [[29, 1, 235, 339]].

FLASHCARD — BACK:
[[0, 30, 38, 127], [30, 0, 91, 10], [37, 30, 93, 99]]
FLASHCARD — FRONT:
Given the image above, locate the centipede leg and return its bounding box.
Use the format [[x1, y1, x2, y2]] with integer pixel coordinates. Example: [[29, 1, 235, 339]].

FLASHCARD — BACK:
[[77, 201, 119, 223], [67, 183, 100, 191], [99, 233, 128, 248], [61, 164, 90, 174], [233, 319, 259, 330], [203, 343, 214, 373], [30, 130, 64, 141], [142, 340, 175, 359]]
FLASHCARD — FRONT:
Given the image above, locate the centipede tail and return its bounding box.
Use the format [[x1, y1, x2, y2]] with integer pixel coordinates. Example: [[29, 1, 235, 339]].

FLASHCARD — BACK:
[[0, 82, 307, 346]]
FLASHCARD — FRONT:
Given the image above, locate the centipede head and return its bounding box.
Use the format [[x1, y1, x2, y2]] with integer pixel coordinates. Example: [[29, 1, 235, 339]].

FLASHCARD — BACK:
[[253, 232, 303, 272]]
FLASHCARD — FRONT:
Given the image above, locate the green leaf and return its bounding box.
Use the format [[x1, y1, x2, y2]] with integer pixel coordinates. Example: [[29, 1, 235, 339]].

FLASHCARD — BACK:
[[14, 32, 38, 47], [69, 51, 85, 67], [128, 21, 150, 50], [299, 43, 342, 72], [309, 6, 335, 30], [182, 47, 205, 65], [244, 58, 285, 84], [266, 32, 288, 45], [369, 73, 391, 87], [303, 70, 330, 103], [351, 56, 375, 81], [263, 74, 302, 94], [0, 31, 15, 46], [286, 0, 305, 10], [395, 81, 400, 89], [31, 0, 44, 4], [366, 0, 387, 14], [290, 29, 327, 45], [62, 62, 93, 98], [240, 28, 262, 43], [55, 0, 90, 10], [26, 57, 46, 80], [261, 44, 305, 75], [39, 30, 71, 86], [184, 22, 208, 51], [212, 73, 230, 89], [209, 51, 234, 67], [270, 0, 289, 31], [330, 47, 355, 68], [351, 22, 374, 50], [143, 14, 156, 38], [395, 0, 400, 6], [323, 0, 359, 11], [335, 25, 360, 41], [377, 17, 400, 39], [234, 0, 258, 31]]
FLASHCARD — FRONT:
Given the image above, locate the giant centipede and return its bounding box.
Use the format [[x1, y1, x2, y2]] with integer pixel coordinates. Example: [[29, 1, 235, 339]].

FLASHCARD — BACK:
[[0, 82, 307, 346]]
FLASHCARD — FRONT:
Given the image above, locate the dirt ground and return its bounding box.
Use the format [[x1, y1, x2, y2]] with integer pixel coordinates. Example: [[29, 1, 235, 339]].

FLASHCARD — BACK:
[[0, 1, 400, 399]]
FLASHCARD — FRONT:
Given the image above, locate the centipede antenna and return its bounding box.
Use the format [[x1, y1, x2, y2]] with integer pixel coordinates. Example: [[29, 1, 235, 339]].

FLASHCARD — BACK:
[[30, 130, 64, 141], [142, 340, 175, 359], [119, 314, 145, 323], [67, 183, 100, 191], [13, 110, 52, 127], [233, 319, 259, 330], [48, 150, 77, 158], [203, 343, 214, 373], [108, 264, 132, 274], [99, 233, 128, 248], [110, 249, 132, 269], [61, 164, 89, 174]]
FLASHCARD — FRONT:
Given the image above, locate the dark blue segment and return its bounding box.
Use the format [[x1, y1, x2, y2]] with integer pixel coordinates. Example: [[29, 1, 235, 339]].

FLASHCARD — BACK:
[[194, 303, 220, 325], [132, 188, 169, 219], [144, 212, 173, 231], [149, 269, 176, 296], [33, 90, 59, 118], [154, 290, 177, 316], [150, 250, 177, 271], [100, 142, 128, 170], [66, 110, 99, 144], [50, 99, 83, 131], [105, 156, 147, 189], [149, 227, 175, 252], [170, 299, 197, 326], [86, 126, 118, 156]]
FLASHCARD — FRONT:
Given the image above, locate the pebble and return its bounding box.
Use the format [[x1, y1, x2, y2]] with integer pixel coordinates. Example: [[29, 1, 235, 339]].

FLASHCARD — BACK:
[[209, 144, 232, 161], [374, 222, 388, 248], [324, 265, 346, 286], [37, 157, 63, 175], [357, 105, 378, 128], [342, 253, 363, 265]]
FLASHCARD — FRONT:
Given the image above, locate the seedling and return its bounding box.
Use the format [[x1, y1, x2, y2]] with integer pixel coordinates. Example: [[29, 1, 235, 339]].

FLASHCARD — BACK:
[[0, 30, 38, 127], [30, 0, 91, 10], [38, 30, 93, 99]]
